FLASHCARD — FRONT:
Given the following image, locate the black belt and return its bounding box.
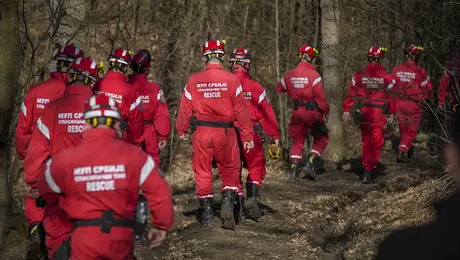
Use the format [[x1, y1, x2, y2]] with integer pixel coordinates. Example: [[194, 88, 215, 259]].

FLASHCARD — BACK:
[[75, 211, 133, 234], [362, 103, 385, 109], [293, 100, 318, 110], [144, 120, 153, 125], [236, 124, 262, 133], [195, 120, 234, 128]]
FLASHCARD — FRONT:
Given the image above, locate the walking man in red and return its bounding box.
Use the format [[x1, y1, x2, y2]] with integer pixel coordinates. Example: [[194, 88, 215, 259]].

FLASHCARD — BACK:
[[228, 47, 279, 220], [342, 46, 396, 184], [128, 49, 170, 166], [15, 43, 84, 256], [24, 57, 98, 258], [38, 95, 174, 260], [276, 45, 329, 180], [392, 45, 433, 163], [176, 39, 254, 229], [94, 47, 144, 145]]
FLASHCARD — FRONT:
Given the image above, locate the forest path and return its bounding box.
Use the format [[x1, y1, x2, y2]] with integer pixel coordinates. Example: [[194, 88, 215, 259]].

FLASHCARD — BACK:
[[0, 148, 441, 260]]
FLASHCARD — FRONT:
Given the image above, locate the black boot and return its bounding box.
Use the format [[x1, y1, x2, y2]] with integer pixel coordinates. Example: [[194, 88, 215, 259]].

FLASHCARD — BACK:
[[199, 199, 214, 226], [245, 183, 262, 220], [27, 222, 47, 259], [287, 162, 301, 179], [304, 156, 320, 181], [396, 150, 409, 163], [234, 195, 244, 223], [220, 190, 237, 230], [362, 171, 374, 184]]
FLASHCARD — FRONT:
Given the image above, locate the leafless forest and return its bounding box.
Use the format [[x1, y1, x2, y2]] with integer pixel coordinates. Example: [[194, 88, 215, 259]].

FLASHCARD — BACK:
[[0, 0, 459, 259]]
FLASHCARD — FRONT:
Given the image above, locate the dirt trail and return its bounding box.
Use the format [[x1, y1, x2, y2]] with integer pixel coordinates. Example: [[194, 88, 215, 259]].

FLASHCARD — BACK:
[[135, 150, 441, 260], [0, 149, 442, 260]]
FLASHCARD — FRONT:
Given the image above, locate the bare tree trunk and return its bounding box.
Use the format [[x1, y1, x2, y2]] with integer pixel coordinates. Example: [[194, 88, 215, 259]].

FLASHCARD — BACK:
[[321, 0, 344, 161], [0, 0, 21, 248]]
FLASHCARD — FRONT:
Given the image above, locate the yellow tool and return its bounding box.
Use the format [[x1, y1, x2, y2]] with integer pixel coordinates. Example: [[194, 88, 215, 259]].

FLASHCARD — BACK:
[[268, 144, 280, 160]]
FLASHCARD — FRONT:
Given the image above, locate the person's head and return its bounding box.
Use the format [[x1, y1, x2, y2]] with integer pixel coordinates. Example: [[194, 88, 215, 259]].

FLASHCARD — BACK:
[[404, 44, 424, 63], [228, 47, 251, 72], [68, 57, 98, 88], [298, 45, 318, 63], [202, 39, 226, 65], [368, 45, 386, 64], [54, 44, 85, 73], [107, 47, 132, 74], [130, 49, 151, 75], [84, 95, 121, 131]]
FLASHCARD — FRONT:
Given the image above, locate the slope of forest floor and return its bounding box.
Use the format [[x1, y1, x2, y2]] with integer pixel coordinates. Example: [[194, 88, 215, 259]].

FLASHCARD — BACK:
[[0, 144, 446, 260]]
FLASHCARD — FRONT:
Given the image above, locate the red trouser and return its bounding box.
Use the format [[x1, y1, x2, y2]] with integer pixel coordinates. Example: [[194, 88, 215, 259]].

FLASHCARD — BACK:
[[71, 227, 134, 260], [237, 127, 266, 187], [360, 107, 386, 172], [192, 126, 241, 200], [44, 202, 74, 258], [25, 196, 44, 227], [143, 125, 160, 166], [288, 109, 328, 162], [397, 101, 422, 152]]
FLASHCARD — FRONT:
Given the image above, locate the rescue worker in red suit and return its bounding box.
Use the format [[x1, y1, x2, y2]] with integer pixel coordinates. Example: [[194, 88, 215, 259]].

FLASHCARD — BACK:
[[93, 47, 144, 145], [38, 95, 174, 260], [392, 45, 433, 163], [276, 45, 329, 180], [228, 47, 280, 220], [342, 46, 396, 184], [128, 49, 170, 166], [24, 57, 98, 258], [438, 56, 460, 111], [176, 39, 254, 229], [14, 43, 84, 256]]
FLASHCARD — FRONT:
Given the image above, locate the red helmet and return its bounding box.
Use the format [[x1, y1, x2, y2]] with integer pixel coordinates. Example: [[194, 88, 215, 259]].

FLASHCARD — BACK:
[[229, 47, 251, 64], [55, 43, 85, 62], [69, 57, 98, 82], [108, 47, 132, 66], [84, 95, 121, 121], [298, 45, 318, 58], [202, 39, 226, 58], [406, 44, 424, 56], [131, 49, 151, 67], [368, 45, 387, 58]]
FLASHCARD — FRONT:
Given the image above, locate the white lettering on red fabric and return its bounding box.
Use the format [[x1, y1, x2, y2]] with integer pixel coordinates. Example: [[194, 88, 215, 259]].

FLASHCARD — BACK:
[[95, 91, 123, 104], [396, 72, 416, 83], [196, 82, 229, 99], [73, 164, 126, 192], [140, 95, 150, 104], [244, 91, 252, 100], [57, 113, 85, 133], [362, 77, 384, 89], [290, 77, 308, 89], [36, 98, 50, 109]]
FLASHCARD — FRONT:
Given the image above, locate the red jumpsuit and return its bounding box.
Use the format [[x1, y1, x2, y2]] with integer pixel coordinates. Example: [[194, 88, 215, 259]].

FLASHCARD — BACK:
[[176, 64, 253, 200], [233, 71, 279, 187], [15, 72, 67, 230], [276, 61, 329, 162], [128, 74, 170, 166], [94, 71, 144, 144], [24, 84, 93, 258], [438, 58, 460, 108], [343, 63, 396, 172], [392, 59, 433, 152], [38, 127, 174, 260]]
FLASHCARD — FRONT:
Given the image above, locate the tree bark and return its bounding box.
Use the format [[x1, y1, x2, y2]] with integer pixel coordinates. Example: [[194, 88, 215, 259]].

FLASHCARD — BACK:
[[320, 0, 344, 162], [0, 0, 21, 248]]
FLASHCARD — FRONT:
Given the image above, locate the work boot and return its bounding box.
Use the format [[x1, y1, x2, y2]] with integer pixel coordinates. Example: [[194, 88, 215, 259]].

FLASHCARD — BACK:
[[361, 171, 374, 184], [303, 156, 320, 180], [234, 195, 244, 223], [199, 199, 214, 226], [245, 183, 262, 220], [396, 150, 409, 163], [27, 222, 47, 259], [220, 190, 237, 230], [408, 146, 415, 159], [287, 162, 301, 179]]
